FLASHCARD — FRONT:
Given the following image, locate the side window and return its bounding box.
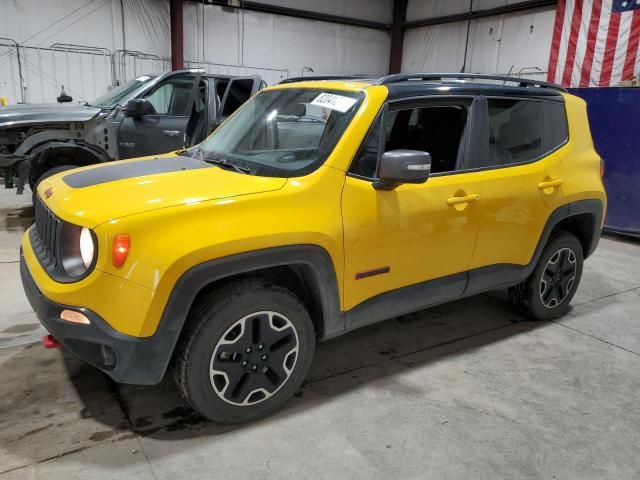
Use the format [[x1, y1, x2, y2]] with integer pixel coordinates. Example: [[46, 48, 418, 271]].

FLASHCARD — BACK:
[[487, 99, 544, 165], [222, 79, 255, 116], [385, 105, 468, 174], [546, 101, 569, 150], [143, 74, 197, 115], [349, 103, 469, 179], [215, 78, 229, 112], [485, 98, 567, 168]]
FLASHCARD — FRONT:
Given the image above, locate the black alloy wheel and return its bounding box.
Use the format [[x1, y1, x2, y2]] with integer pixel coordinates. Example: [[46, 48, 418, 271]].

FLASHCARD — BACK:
[[509, 231, 584, 321], [539, 247, 577, 308], [175, 279, 315, 424], [210, 311, 299, 406]]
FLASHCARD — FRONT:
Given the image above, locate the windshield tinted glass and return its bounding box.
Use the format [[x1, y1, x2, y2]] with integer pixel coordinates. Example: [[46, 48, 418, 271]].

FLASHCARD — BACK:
[[198, 88, 364, 177], [90, 75, 157, 108]]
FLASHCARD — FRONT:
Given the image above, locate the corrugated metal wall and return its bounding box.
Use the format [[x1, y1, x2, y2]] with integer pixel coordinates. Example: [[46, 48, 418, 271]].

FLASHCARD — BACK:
[[0, 0, 392, 104], [402, 0, 556, 80]]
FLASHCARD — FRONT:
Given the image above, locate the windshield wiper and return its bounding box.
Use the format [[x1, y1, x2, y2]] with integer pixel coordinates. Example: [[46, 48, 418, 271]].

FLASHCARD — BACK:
[[175, 146, 198, 157], [203, 155, 251, 174]]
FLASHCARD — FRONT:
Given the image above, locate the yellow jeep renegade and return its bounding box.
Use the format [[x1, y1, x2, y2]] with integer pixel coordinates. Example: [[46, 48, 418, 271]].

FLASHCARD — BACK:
[[21, 73, 606, 423]]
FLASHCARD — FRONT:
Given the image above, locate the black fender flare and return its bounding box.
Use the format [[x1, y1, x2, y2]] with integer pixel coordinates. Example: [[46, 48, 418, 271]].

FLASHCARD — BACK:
[[531, 198, 604, 263], [465, 198, 604, 295], [119, 245, 343, 384]]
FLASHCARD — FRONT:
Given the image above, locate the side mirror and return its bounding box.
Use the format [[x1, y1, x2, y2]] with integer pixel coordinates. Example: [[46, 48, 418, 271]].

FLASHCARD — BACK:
[[373, 149, 432, 190], [125, 98, 154, 117]]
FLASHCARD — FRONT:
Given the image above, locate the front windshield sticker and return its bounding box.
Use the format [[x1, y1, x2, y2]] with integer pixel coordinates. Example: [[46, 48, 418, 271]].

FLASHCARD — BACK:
[[310, 93, 358, 113], [135, 75, 151, 82]]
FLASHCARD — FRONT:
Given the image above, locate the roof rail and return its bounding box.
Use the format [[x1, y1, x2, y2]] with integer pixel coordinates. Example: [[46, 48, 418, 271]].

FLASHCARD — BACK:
[[279, 75, 370, 84], [374, 73, 567, 92]]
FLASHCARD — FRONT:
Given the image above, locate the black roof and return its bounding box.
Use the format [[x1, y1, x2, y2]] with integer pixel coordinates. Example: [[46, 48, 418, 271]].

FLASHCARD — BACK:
[[279, 74, 372, 84], [279, 72, 566, 99]]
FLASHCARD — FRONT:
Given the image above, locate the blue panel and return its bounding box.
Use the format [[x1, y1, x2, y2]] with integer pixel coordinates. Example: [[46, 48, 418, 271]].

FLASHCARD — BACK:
[[568, 87, 640, 236]]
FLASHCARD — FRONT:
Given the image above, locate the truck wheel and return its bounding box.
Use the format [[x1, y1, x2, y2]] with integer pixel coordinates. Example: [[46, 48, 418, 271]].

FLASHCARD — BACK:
[[509, 232, 584, 321], [32, 164, 77, 204], [174, 279, 315, 424]]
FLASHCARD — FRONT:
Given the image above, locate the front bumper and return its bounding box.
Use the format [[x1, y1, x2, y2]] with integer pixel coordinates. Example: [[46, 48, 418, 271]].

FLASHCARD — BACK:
[[20, 252, 171, 385]]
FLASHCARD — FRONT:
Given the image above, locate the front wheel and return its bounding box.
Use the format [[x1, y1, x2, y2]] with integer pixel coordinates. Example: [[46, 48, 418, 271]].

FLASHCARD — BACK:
[[174, 279, 315, 424], [509, 232, 584, 321]]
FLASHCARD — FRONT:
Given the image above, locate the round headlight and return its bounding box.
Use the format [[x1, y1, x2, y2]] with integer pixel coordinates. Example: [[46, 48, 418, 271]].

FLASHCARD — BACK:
[[79, 227, 95, 269]]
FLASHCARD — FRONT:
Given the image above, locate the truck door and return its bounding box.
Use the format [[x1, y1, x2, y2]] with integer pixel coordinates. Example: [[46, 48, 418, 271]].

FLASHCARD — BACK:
[[118, 72, 201, 159], [218, 76, 262, 123]]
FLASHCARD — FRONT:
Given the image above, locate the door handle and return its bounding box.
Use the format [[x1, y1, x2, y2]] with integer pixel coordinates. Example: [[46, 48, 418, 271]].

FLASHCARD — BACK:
[[162, 130, 181, 137], [447, 193, 480, 206], [537, 179, 563, 190]]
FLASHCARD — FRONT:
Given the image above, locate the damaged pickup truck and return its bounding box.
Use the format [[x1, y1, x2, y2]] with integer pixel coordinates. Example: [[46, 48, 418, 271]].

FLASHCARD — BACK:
[[0, 70, 264, 201]]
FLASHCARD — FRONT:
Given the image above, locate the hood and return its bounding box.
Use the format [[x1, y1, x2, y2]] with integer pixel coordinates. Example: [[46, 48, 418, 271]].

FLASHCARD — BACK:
[[0, 102, 101, 127], [38, 155, 287, 228]]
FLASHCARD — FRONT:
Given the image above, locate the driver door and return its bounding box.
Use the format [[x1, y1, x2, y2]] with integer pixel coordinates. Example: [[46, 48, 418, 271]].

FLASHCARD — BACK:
[[342, 99, 485, 326], [118, 72, 201, 159], [218, 76, 262, 122]]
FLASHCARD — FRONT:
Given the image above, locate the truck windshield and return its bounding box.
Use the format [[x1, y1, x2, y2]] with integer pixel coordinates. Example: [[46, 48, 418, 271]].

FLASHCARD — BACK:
[[197, 88, 364, 177], [89, 75, 158, 108]]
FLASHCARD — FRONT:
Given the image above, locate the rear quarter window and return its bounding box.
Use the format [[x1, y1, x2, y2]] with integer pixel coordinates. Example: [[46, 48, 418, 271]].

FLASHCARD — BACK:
[[486, 98, 568, 167], [546, 101, 569, 151]]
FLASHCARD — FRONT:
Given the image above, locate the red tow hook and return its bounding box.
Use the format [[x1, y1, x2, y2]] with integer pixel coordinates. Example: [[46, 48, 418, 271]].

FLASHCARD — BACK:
[[43, 334, 61, 349]]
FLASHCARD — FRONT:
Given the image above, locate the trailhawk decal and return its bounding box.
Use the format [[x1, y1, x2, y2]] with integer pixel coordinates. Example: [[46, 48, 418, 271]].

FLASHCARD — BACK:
[[355, 266, 391, 280], [62, 156, 212, 188]]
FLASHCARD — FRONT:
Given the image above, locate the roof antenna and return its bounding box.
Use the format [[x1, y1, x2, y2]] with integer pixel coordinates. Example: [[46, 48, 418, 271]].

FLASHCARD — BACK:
[[461, 0, 473, 73], [57, 85, 73, 103]]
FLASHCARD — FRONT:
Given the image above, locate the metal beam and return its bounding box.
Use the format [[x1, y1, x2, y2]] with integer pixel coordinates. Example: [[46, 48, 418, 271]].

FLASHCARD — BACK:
[[389, 0, 407, 74], [193, 0, 391, 31], [404, 0, 557, 29], [170, 0, 184, 70]]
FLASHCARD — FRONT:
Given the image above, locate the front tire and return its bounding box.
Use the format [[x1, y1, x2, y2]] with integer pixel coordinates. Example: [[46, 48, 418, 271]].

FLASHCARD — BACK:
[[175, 279, 315, 424], [509, 232, 584, 321]]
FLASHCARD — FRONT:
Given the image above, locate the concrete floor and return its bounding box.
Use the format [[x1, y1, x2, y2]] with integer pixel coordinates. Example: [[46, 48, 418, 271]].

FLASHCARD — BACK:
[[1, 187, 639, 479]]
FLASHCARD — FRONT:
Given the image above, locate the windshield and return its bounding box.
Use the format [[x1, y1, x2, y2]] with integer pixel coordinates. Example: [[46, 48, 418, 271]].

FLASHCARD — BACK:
[[89, 75, 158, 108], [197, 88, 364, 177]]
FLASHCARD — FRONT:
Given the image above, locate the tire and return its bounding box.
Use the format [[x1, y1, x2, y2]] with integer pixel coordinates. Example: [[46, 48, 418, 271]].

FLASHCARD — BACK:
[[174, 278, 315, 424], [32, 164, 77, 204], [509, 231, 584, 321]]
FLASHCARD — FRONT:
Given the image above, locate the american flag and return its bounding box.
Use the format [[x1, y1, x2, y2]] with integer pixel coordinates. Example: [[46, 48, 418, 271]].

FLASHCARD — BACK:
[[548, 0, 640, 87]]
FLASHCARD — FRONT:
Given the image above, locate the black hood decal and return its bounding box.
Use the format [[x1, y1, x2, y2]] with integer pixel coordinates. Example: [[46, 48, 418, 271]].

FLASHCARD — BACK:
[[63, 156, 212, 188]]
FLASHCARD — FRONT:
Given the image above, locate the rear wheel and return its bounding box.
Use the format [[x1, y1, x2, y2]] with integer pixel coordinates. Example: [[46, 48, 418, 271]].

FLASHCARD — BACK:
[[509, 232, 583, 320], [175, 279, 315, 423]]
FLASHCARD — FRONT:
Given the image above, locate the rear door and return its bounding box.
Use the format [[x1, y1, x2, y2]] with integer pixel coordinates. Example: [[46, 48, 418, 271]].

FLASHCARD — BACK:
[[118, 72, 201, 158], [466, 96, 569, 292]]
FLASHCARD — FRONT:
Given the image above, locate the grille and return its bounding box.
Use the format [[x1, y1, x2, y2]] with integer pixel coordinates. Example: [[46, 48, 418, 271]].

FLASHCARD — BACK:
[[33, 194, 61, 269]]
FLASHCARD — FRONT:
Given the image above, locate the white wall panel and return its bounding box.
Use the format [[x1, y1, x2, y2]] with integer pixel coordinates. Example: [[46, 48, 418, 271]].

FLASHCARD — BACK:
[[402, 4, 555, 78], [0, 0, 391, 103], [406, 0, 471, 22], [252, 0, 392, 24], [184, 3, 390, 83], [474, 0, 540, 10], [402, 22, 467, 73], [495, 7, 555, 75], [0, 0, 119, 48], [0, 0, 168, 55], [407, 0, 543, 22]]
